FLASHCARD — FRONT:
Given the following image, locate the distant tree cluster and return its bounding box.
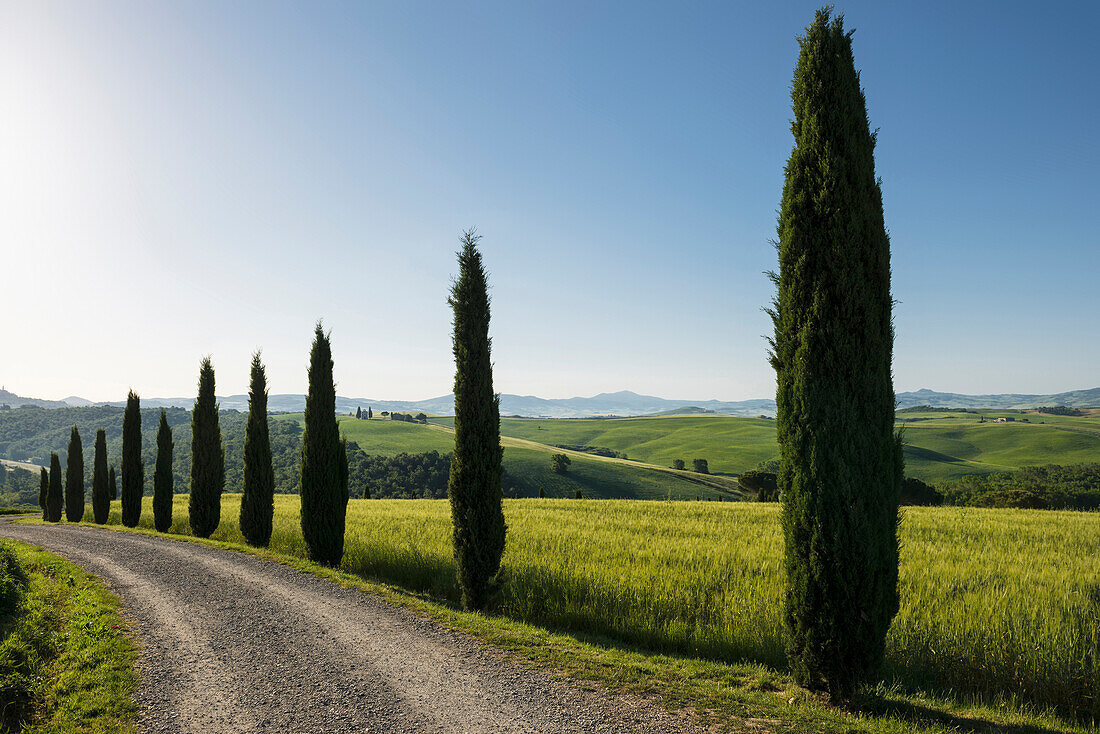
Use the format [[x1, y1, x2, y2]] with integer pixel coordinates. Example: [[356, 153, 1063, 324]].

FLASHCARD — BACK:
[[942, 464, 1100, 510], [555, 444, 627, 459], [388, 412, 427, 424], [550, 453, 571, 474], [739, 469, 779, 501], [348, 449, 451, 499], [1035, 406, 1084, 417], [691, 458, 709, 474]]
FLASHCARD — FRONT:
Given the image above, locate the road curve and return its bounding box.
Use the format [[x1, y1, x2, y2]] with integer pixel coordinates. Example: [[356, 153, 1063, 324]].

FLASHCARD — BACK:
[[0, 521, 700, 734]]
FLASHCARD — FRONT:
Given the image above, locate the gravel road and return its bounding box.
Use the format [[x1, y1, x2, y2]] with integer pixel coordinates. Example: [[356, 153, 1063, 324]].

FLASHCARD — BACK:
[[0, 522, 702, 734]]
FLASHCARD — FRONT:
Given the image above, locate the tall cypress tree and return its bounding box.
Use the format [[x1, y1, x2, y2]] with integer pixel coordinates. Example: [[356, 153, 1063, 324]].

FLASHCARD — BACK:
[[92, 429, 110, 524], [121, 390, 144, 528], [109, 465, 118, 500], [240, 352, 275, 547], [46, 452, 63, 523], [189, 357, 225, 538], [447, 229, 506, 611], [64, 426, 85, 522], [299, 323, 348, 566], [39, 467, 48, 520], [154, 410, 174, 532], [769, 9, 902, 700]]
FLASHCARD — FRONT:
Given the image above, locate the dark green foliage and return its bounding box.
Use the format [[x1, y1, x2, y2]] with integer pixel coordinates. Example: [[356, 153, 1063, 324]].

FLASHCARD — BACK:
[[299, 323, 349, 566], [550, 453, 571, 474], [768, 9, 902, 699], [574, 489, 583, 499], [153, 410, 174, 532], [0, 541, 27, 617], [91, 430, 110, 524], [1036, 405, 1083, 417], [899, 477, 942, 506], [943, 464, 1099, 510], [46, 453, 63, 522], [120, 391, 144, 528], [692, 458, 709, 474], [64, 426, 84, 522], [38, 468, 47, 518], [240, 353, 275, 547], [740, 469, 779, 501], [447, 230, 506, 612], [108, 465, 117, 501], [672, 459, 685, 470], [348, 448, 449, 499], [355, 406, 362, 419], [538, 487, 545, 498], [189, 358, 225, 538], [367, 407, 372, 419]]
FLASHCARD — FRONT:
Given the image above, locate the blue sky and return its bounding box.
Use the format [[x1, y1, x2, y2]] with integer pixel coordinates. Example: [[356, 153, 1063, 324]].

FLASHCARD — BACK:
[[1, 1, 1097, 402]]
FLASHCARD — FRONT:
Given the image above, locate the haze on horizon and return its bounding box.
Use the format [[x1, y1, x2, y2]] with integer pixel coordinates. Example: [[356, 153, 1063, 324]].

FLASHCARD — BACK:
[[2, 1, 1097, 405]]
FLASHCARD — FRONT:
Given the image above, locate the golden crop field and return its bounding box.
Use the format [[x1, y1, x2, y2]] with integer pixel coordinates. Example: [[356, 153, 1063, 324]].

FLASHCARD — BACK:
[[106, 496, 1099, 721]]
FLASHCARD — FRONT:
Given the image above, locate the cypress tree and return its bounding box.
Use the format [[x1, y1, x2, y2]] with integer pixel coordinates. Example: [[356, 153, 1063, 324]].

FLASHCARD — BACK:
[[299, 323, 349, 566], [769, 8, 902, 700], [355, 406, 362, 420], [447, 229, 506, 611], [109, 465, 118, 500], [64, 426, 85, 522], [91, 429, 110, 524], [39, 468, 48, 519], [153, 410, 174, 532], [189, 357, 225, 538], [46, 452, 63, 523], [121, 390, 144, 527], [240, 352, 275, 547]]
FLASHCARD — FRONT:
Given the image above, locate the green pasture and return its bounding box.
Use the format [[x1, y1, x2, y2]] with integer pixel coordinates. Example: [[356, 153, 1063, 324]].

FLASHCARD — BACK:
[[88, 495, 1099, 724]]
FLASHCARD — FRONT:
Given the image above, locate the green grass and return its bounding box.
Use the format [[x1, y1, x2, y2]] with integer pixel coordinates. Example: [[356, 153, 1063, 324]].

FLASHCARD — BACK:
[[429, 412, 1100, 484], [0, 540, 137, 733], [73, 494, 1100, 726], [318, 414, 737, 499]]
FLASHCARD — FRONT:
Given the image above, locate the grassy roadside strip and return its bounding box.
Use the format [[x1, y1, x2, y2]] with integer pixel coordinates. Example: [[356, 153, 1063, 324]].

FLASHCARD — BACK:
[[0, 537, 137, 734], [22, 518, 1086, 734]]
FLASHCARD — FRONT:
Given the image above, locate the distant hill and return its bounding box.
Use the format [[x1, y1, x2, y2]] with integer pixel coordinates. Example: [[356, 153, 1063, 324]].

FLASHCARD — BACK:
[[5, 386, 1099, 417]]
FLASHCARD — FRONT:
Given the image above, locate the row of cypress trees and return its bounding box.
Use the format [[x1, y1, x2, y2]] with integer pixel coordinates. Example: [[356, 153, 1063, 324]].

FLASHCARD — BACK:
[[40, 428, 117, 524], [34, 10, 897, 701]]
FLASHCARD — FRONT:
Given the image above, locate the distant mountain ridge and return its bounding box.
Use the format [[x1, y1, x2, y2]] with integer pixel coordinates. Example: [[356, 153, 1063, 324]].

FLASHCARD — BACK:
[[4, 386, 1098, 417]]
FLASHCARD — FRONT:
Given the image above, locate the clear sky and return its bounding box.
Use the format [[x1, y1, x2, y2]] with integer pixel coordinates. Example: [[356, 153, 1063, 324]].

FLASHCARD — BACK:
[[2, 1, 1097, 403]]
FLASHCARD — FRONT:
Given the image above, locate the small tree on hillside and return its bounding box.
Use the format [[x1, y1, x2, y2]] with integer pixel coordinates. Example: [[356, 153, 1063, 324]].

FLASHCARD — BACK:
[[300, 323, 349, 565], [367, 407, 373, 419], [672, 459, 685, 470], [769, 9, 902, 699], [189, 357, 225, 538], [39, 467, 48, 519], [121, 390, 144, 527], [65, 426, 85, 522], [92, 429, 110, 524], [550, 453, 571, 474], [692, 458, 709, 474], [153, 410, 174, 532], [447, 229, 506, 611], [46, 452, 63, 522], [355, 406, 362, 419], [240, 352, 275, 547]]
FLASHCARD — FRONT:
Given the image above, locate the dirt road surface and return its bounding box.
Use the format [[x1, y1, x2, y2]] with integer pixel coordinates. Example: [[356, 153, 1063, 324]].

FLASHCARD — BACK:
[[0, 521, 702, 734]]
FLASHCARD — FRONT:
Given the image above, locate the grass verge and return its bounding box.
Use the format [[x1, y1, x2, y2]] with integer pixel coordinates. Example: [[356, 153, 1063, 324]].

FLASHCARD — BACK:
[[21, 516, 1091, 734], [0, 538, 137, 733]]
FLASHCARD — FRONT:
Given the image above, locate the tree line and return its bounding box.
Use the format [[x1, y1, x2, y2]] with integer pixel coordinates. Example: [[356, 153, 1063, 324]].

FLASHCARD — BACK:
[[29, 9, 916, 703]]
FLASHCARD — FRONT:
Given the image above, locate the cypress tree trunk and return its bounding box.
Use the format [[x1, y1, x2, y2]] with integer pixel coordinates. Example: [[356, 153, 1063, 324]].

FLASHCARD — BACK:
[[447, 229, 506, 611], [121, 390, 145, 528], [64, 426, 85, 522], [299, 323, 348, 566], [154, 410, 174, 532], [46, 452, 63, 523], [189, 357, 225, 538], [240, 352, 275, 547], [92, 429, 110, 524], [109, 465, 118, 501], [39, 468, 48, 520], [769, 9, 902, 700]]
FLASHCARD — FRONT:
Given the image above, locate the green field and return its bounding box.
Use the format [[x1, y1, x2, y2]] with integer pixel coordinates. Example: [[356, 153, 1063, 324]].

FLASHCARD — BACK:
[[277, 414, 740, 500], [97, 494, 1099, 723], [432, 411, 1100, 484]]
